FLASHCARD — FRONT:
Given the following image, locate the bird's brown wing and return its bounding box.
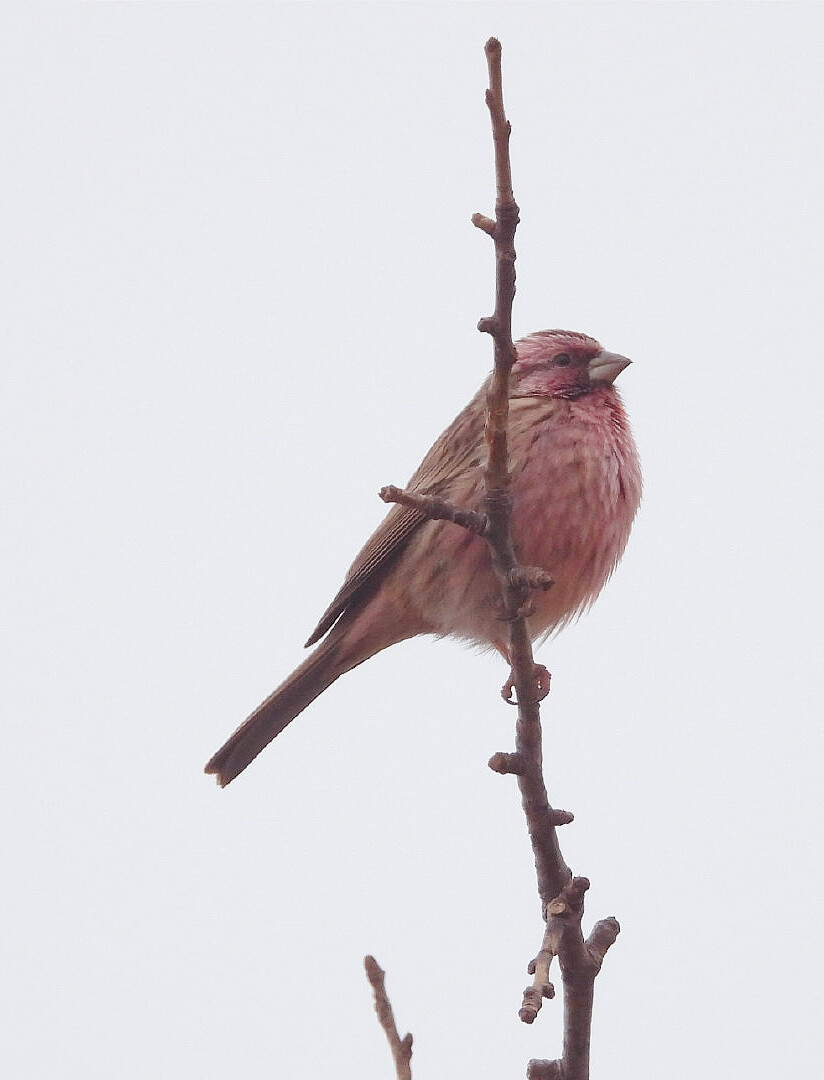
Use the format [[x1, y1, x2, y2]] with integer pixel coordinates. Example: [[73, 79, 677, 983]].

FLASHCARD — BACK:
[[304, 387, 487, 646]]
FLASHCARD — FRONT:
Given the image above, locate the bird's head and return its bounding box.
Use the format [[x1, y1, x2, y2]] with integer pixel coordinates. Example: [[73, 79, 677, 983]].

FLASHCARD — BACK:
[[510, 330, 631, 399]]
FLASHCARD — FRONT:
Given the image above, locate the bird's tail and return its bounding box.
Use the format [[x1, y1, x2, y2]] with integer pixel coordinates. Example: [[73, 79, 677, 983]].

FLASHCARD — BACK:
[[205, 626, 353, 788]]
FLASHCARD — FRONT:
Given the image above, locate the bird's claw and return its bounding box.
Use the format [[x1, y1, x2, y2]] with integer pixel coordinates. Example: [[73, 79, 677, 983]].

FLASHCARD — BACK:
[[496, 600, 535, 623], [501, 663, 551, 706]]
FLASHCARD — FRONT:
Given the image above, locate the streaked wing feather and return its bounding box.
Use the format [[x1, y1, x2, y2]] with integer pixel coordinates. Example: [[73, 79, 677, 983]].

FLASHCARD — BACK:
[[304, 388, 487, 646], [304, 503, 425, 645]]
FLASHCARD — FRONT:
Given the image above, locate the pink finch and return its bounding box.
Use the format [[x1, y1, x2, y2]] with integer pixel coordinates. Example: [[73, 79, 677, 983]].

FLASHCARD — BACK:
[[206, 330, 641, 787]]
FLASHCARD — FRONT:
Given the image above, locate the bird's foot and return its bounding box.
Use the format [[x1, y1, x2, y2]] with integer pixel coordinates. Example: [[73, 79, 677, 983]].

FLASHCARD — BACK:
[[501, 663, 551, 706], [496, 599, 535, 622]]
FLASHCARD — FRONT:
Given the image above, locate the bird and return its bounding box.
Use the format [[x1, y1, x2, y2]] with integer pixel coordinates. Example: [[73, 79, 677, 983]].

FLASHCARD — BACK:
[[205, 329, 641, 787]]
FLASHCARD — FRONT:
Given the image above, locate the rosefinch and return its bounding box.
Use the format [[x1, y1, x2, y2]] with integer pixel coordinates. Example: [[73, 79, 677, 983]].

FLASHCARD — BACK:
[[206, 330, 641, 786]]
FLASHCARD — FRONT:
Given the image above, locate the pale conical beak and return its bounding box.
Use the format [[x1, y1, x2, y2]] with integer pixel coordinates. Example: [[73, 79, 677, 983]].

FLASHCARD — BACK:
[[589, 350, 632, 384]]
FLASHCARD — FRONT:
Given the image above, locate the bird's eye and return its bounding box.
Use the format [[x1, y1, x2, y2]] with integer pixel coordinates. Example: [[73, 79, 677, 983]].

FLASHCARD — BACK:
[[554, 353, 572, 367]]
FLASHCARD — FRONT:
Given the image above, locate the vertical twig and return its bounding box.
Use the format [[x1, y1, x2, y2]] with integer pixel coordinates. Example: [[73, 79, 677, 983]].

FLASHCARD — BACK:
[[368, 38, 621, 1080], [472, 35, 571, 916], [473, 38, 619, 1080], [364, 956, 413, 1080]]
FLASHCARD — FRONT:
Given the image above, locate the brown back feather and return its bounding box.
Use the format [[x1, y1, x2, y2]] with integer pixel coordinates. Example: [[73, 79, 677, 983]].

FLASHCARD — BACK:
[[304, 386, 488, 646]]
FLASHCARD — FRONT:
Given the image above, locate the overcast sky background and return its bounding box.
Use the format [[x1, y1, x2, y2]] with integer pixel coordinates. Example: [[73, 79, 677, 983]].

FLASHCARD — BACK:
[[3, 4, 823, 1077]]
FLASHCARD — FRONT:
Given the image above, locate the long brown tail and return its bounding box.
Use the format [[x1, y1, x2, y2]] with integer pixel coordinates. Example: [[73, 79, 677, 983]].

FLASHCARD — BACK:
[[205, 629, 351, 787]]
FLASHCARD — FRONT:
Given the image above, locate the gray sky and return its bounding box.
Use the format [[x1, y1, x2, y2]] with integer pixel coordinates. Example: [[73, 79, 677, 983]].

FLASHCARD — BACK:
[[3, 4, 823, 1077]]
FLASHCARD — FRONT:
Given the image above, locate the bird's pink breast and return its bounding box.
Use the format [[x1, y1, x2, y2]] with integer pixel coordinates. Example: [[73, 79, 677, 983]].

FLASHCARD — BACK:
[[509, 388, 641, 642], [407, 387, 641, 652]]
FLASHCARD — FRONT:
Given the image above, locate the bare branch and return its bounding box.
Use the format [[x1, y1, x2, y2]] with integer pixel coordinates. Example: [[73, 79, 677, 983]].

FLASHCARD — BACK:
[[365, 38, 619, 1080], [379, 485, 488, 535], [528, 1059, 564, 1080], [364, 956, 413, 1080], [470, 211, 496, 236], [474, 38, 619, 1080], [487, 751, 526, 776], [474, 33, 571, 918], [508, 565, 554, 592], [586, 917, 621, 963], [521, 921, 557, 1023], [522, 878, 622, 1077]]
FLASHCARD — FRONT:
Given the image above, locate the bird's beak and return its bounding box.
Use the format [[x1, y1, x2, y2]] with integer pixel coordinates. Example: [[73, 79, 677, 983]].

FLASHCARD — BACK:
[[589, 351, 632, 384]]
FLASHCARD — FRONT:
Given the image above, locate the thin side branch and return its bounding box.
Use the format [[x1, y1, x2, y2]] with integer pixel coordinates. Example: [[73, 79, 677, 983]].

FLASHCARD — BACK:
[[379, 485, 488, 535], [522, 879, 621, 1077], [364, 956, 413, 1080], [508, 565, 554, 592], [521, 922, 557, 1024], [527, 1060, 564, 1080]]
